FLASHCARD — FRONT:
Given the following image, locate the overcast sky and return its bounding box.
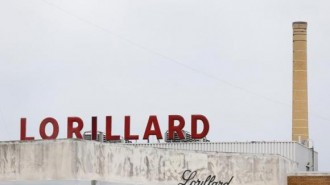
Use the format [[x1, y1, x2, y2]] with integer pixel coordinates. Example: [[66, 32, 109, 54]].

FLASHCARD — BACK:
[[1, 0, 330, 170]]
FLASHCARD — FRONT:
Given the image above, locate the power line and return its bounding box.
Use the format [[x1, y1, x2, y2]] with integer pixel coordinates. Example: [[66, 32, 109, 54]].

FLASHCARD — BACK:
[[40, 0, 330, 122], [40, 0, 288, 105]]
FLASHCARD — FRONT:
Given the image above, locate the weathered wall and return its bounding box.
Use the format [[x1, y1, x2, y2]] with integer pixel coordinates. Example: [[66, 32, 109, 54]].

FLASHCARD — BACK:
[[0, 180, 112, 185], [0, 139, 297, 185], [128, 141, 317, 171]]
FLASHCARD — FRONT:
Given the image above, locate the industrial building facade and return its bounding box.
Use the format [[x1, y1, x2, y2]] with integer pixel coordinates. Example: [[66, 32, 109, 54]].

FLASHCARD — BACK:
[[1, 22, 329, 185], [129, 141, 318, 171], [0, 139, 300, 185]]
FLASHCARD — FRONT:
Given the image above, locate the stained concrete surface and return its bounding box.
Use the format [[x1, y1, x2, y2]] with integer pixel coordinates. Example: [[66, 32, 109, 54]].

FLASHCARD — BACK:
[[0, 139, 298, 185], [0, 180, 131, 185]]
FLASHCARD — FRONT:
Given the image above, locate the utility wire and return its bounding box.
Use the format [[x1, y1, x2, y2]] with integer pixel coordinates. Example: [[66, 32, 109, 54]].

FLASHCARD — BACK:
[[40, 0, 330, 122], [40, 0, 287, 105]]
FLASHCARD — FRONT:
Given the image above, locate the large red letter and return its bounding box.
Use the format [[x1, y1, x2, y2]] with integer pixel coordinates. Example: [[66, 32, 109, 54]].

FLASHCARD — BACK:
[[124, 116, 139, 140], [168, 115, 185, 139], [91, 117, 97, 140], [105, 116, 120, 140], [67, 117, 84, 139], [143, 115, 163, 140], [191, 115, 209, 139], [20, 118, 35, 140], [39, 117, 59, 139]]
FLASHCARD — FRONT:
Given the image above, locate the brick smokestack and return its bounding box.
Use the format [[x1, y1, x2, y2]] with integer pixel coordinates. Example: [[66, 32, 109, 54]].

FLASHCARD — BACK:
[[292, 22, 309, 143]]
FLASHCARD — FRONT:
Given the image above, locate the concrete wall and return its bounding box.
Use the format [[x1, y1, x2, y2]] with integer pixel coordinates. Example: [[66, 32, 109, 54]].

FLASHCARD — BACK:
[[0, 180, 115, 185], [0, 139, 298, 185], [128, 141, 317, 171]]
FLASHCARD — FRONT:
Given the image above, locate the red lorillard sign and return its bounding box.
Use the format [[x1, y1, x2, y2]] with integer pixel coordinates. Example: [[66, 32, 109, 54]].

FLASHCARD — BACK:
[[20, 115, 209, 141]]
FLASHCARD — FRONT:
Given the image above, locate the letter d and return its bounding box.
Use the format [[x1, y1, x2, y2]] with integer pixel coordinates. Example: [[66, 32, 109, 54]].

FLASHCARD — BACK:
[[191, 115, 209, 139]]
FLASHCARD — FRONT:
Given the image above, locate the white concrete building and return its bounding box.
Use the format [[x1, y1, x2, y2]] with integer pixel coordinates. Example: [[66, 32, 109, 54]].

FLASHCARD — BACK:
[[129, 141, 318, 171], [0, 139, 300, 185]]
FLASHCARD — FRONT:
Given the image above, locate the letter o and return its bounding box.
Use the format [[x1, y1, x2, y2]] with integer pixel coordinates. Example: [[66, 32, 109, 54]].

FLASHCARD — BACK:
[[39, 117, 59, 139]]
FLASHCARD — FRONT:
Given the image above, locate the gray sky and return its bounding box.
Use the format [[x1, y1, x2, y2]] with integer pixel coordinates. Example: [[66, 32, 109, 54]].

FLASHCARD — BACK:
[[1, 0, 330, 170]]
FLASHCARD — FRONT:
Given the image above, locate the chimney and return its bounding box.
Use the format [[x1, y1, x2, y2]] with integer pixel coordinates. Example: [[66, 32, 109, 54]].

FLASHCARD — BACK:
[[292, 22, 309, 143]]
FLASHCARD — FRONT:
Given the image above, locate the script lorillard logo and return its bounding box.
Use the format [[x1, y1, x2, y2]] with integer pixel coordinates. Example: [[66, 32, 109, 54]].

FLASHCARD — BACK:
[[179, 170, 234, 185], [20, 115, 209, 141]]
